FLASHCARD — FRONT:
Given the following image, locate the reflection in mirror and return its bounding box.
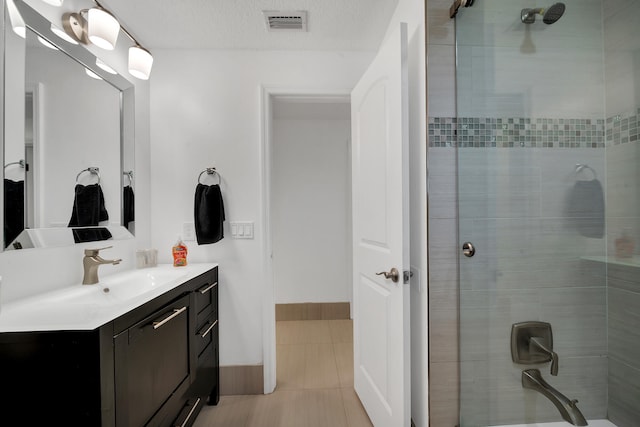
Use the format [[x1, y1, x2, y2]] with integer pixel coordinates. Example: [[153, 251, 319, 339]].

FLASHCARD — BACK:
[[3, 0, 135, 251]]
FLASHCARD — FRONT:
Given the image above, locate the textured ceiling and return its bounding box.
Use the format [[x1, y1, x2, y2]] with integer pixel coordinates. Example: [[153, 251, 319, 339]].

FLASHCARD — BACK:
[[101, 0, 400, 51]]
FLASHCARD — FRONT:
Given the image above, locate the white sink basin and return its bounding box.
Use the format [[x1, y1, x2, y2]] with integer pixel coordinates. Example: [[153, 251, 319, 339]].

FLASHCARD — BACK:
[[0, 263, 217, 332], [97, 268, 190, 301]]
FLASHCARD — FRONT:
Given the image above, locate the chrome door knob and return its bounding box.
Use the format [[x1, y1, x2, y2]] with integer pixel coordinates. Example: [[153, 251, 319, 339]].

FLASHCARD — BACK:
[[462, 242, 475, 257], [376, 268, 400, 283]]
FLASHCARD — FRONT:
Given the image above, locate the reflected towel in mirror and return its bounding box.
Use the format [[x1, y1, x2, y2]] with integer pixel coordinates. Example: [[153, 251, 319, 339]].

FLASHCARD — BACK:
[[68, 183, 109, 227], [123, 185, 135, 230], [4, 179, 24, 247]]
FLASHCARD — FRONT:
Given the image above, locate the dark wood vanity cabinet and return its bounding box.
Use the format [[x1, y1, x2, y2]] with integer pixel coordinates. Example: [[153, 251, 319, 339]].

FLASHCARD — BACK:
[[0, 266, 219, 427]]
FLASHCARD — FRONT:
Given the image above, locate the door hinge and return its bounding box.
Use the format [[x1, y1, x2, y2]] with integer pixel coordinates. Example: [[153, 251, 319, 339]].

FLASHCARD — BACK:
[[403, 270, 413, 284]]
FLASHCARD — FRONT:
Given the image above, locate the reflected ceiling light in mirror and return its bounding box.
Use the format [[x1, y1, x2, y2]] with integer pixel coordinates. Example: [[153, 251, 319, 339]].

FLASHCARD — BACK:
[[96, 58, 117, 75], [41, 0, 64, 6], [87, 7, 120, 50], [128, 45, 153, 80], [51, 23, 78, 44], [85, 68, 103, 80], [37, 35, 58, 50], [7, 0, 26, 38]]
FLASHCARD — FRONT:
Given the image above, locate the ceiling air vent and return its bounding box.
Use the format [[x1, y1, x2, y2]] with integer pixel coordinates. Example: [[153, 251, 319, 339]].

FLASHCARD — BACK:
[[263, 10, 308, 32]]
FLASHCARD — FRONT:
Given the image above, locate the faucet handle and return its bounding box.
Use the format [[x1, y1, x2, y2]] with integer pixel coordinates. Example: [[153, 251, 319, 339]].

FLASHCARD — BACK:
[[84, 245, 113, 256]]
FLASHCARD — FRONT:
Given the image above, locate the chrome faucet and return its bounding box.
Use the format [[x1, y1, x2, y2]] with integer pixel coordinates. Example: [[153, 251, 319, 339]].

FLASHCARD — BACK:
[[522, 369, 587, 426], [82, 246, 122, 285]]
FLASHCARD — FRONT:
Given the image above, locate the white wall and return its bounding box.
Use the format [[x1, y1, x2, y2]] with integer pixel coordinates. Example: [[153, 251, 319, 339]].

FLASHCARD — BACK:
[[272, 116, 351, 304], [149, 49, 373, 366]]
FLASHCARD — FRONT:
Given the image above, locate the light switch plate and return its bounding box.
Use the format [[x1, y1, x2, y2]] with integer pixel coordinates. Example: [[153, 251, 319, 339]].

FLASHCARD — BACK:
[[230, 221, 254, 239], [183, 222, 195, 241]]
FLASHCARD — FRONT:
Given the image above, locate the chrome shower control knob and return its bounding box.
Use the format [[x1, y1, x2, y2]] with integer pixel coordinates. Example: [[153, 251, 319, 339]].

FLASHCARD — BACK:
[[462, 242, 475, 257]]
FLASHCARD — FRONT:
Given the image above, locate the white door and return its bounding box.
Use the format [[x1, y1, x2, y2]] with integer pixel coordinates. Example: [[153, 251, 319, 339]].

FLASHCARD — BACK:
[[351, 23, 410, 427]]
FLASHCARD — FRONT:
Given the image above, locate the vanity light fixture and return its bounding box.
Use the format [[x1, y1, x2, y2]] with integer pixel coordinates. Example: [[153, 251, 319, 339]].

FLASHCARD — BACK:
[[7, 0, 26, 38], [86, 6, 119, 50], [128, 44, 153, 80], [61, 0, 153, 80]]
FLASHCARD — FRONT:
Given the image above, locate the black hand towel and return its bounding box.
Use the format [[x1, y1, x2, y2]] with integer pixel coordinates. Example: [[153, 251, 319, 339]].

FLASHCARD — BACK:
[[194, 183, 225, 245], [72, 227, 113, 243], [68, 183, 109, 227], [567, 179, 604, 238], [4, 179, 24, 247], [123, 185, 135, 229]]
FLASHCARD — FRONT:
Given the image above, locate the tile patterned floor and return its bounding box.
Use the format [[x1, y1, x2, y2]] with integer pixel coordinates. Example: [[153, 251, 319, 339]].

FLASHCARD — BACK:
[[193, 319, 372, 427]]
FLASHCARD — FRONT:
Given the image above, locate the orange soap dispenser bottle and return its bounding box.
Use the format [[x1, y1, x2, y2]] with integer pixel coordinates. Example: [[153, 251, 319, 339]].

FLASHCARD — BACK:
[[172, 236, 188, 267]]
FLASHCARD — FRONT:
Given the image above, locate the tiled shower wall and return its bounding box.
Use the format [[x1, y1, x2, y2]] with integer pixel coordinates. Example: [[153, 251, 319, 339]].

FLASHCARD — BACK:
[[427, 0, 640, 424]]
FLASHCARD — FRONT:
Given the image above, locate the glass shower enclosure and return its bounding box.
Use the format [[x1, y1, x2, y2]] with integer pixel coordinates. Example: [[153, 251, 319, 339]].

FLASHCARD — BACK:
[[455, 0, 640, 426]]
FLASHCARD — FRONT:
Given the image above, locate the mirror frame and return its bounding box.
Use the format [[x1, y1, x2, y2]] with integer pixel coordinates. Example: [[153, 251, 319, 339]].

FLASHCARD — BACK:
[[2, 0, 135, 251]]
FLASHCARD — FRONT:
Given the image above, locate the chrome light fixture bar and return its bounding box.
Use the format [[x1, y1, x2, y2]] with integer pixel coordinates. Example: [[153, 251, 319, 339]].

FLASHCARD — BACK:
[[60, 0, 153, 80]]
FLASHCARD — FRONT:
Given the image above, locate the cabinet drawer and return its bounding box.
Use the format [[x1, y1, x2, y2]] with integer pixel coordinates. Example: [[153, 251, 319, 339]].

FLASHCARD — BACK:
[[193, 337, 219, 403], [195, 316, 217, 358], [194, 280, 218, 327], [115, 294, 190, 427]]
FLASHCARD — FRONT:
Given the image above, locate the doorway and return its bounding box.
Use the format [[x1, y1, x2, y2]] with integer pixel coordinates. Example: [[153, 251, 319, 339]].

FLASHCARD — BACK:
[[260, 89, 353, 394]]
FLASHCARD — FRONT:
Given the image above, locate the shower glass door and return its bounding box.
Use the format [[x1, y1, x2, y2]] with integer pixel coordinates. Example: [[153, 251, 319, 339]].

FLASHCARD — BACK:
[[456, 0, 640, 426]]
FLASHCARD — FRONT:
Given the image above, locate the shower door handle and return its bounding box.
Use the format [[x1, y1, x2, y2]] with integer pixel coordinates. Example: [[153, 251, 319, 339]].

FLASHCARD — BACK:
[[462, 242, 475, 257]]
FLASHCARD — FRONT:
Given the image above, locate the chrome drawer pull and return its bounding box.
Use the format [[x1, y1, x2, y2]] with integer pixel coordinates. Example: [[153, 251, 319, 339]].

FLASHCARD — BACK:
[[152, 306, 187, 330], [198, 282, 218, 294], [176, 397, 201, 427], [199, 319, 218, 338]]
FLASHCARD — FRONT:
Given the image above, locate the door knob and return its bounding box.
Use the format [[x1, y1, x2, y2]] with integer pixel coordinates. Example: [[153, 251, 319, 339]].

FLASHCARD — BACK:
[[376, 268, 399, 283], [462, 242, 475, 257]]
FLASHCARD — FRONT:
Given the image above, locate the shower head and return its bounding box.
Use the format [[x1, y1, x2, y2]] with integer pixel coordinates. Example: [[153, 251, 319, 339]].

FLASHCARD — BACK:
[[521, 3, 566, 24]]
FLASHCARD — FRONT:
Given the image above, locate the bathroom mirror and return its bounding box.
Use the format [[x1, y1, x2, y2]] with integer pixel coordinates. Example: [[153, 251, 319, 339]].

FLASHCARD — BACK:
[[3, 0, 135, 251]]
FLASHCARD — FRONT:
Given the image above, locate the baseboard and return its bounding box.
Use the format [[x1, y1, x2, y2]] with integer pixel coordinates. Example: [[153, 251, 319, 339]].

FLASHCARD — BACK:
[[275, 302, 350, 321], [220, 365, 264, 395]]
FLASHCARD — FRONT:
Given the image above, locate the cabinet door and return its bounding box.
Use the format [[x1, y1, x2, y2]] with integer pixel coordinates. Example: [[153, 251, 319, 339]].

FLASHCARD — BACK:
[[115, 294, 190, 427]]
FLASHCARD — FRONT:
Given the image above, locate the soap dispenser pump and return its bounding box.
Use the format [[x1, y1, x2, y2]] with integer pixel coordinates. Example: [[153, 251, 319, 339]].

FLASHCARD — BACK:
[[172, 236, 188, 267]]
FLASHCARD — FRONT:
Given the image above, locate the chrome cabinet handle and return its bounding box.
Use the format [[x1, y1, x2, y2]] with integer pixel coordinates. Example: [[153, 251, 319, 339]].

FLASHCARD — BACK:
[[375, 268, 399, 283], [462, 242, 475, 257], [176, 397, 201, 427], [198, 282, 218, 294], [198, 319, 218, 338], [152, 306, 187, 330]]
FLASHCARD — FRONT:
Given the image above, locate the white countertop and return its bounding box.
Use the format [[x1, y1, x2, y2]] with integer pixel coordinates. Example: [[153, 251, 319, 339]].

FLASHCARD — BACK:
[[0, 263, 217, 333]]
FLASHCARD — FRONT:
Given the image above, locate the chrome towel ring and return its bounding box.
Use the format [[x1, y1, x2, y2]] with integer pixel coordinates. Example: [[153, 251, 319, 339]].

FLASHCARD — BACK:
[[123, 170, 134, 186], [4, 159, 25, 169], [198, 167, 221, 185], [76, 167, 101, 185], [575, 163, 596, 180]]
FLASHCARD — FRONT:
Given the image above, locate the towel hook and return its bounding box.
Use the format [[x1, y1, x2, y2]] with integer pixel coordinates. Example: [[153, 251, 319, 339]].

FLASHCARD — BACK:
[[198, 167, 221, 185], [575, 163, 596, 180], [76, 167, 101, 185]]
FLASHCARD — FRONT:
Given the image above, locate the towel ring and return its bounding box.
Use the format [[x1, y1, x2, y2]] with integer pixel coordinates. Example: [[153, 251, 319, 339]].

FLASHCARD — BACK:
[[76, 167, 101, 185], [4, 159, 25, 169], [198, 167, 221, 185], [123, 170, 134, 186], [575, 163, 596, 180]]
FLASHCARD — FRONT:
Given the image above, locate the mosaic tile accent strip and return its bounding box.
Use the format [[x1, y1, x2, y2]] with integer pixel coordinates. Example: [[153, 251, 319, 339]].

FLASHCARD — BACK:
[[428, 117, 606, 148], [606, 108, 640, 145]]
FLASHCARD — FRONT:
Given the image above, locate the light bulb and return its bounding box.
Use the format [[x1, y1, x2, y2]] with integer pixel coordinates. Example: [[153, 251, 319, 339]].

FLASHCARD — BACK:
[[128, 45, 153, 80], [87, 7, 120, 50]]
